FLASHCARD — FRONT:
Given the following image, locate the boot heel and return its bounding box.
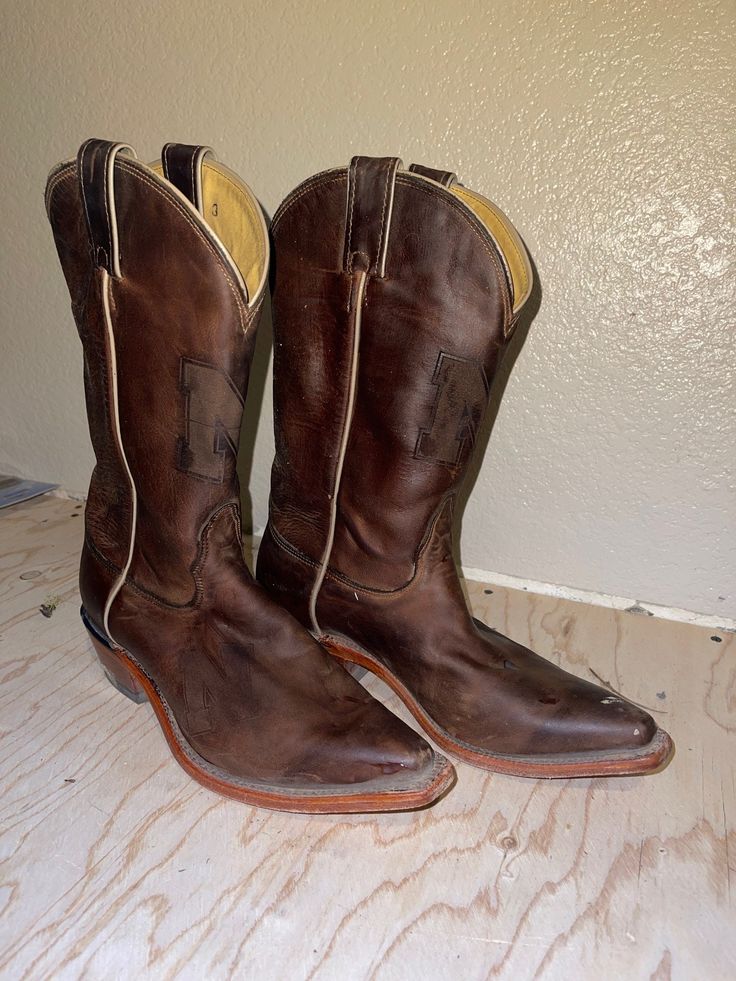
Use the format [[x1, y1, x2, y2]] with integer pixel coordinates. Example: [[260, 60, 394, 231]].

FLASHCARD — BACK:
[[81, 608, 148, 704]]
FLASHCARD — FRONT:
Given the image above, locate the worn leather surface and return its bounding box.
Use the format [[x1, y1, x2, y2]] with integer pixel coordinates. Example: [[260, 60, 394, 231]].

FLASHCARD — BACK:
[[46, 142, 439, 788], [258, 156, 662, 758]]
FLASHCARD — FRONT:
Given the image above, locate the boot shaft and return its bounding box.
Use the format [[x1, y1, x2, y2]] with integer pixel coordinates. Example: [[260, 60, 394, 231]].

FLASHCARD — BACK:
[[265, 156, 531, 615], [46, 140, 268, 621]]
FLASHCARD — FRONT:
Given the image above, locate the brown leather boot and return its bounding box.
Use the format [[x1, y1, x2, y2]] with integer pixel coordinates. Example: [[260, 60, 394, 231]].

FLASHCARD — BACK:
[[257, 156, 673, 779], [45, 140, 453, 811]]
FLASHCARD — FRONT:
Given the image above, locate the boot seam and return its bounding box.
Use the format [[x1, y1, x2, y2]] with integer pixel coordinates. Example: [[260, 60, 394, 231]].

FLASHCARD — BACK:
[[320, 497, 452, 597], [86, 529, 193, 610], [267, 496, 452, 599], [89, 501, 242, 612], [308, 269, 367, 633], [44, 166, 75, 212], [117, 160, 250, 328], [100, 270, 138, 641], [85, 534, 123, 578], [46, 164, 252, 329], [266, 520, 321, 571]]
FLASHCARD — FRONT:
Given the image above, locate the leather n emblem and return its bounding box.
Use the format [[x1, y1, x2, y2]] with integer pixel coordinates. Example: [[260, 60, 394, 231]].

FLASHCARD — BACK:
[[183, 642, 260, 736], [415, 352, 489, 467], [184, 675, 215, 736], [177, 358, 243, 482]]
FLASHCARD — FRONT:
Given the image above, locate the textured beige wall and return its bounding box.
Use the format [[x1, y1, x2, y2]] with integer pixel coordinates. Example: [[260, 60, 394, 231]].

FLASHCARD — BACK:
[[1, 0, 733, 617]]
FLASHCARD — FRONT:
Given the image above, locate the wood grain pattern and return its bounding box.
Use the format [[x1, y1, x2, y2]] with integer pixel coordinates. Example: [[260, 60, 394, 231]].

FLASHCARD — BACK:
[[0, 496, 733, 980]]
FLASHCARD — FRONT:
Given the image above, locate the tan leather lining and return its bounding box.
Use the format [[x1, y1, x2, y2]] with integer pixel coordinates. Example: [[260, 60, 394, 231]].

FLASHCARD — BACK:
[[451, 185, 532, 313], [151, 160, 266, 298]]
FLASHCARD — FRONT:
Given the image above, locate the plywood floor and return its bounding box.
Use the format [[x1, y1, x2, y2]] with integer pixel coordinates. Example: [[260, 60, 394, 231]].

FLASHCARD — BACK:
[[1, 496, 734, 980]]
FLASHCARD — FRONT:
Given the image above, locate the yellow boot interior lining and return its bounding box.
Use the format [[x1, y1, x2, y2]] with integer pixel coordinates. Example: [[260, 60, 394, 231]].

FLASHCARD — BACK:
[[150, 159, 266, 301], [450, 185, 532, 314]]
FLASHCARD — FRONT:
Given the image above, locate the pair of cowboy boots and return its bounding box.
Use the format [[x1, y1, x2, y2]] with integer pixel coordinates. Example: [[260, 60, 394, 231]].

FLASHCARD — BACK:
[[45, 140, 672, 813]]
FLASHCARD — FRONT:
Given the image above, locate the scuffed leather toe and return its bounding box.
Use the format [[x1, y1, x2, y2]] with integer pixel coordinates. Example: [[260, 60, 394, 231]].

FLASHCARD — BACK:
[[457, 624, 660, 756], [290, 719, 435, 785]]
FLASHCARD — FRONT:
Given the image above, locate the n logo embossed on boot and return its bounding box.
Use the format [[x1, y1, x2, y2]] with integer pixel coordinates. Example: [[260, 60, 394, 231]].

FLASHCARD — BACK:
[[415, 352, 489, 467], [178, 358, 243, 482], [184, 674, 215, 736], [183, 643, 260, 736]]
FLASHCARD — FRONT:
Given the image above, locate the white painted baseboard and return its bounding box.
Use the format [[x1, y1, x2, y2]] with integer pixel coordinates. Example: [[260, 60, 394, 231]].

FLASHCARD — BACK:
[[461, 565, 736, 632]]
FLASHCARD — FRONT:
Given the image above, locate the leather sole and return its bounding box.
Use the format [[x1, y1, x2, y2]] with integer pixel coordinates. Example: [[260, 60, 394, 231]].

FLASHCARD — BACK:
[[322, 636, 675, 779], [82, 611, 455, 813]]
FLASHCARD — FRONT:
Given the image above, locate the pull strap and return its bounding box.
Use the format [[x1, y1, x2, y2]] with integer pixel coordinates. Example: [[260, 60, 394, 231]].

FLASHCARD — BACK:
[[161, 143, 214, 213], [408, 163, 458, 188], [77, 138, 136, 278], [343, 155, 402, 278]]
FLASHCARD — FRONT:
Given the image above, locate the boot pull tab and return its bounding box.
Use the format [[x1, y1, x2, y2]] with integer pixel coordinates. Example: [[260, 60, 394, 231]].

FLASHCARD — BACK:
[[343, 155, 402, 278], [408, 163, 458, 188], [77, 138, 136, 278], [161, 143, 214, 214]]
